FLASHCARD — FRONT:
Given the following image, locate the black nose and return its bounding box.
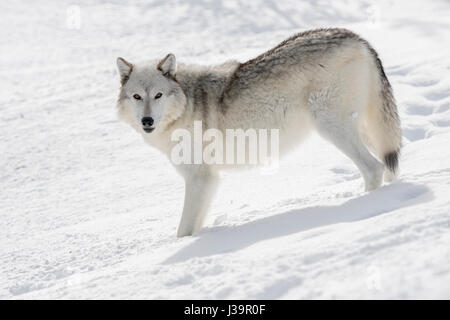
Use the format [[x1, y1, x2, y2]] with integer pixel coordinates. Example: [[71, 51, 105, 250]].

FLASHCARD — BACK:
[[141, 117, 154, 127]]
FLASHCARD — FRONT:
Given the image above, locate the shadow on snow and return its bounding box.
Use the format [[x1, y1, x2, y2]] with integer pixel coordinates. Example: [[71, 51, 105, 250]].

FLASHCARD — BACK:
[[164, 181, 432, 264]]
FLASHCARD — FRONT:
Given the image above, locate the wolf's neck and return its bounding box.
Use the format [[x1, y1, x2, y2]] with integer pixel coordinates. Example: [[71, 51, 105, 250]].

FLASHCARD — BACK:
[[176, 62, 238, 115]]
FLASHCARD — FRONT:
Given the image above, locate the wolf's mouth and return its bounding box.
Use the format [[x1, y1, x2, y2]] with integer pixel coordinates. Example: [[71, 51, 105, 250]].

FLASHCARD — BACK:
[[143, 127, 155, 133]]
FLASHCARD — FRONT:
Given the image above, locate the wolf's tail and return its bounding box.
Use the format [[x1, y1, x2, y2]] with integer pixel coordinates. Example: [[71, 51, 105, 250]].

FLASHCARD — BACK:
[[362, 47, 402, 181]]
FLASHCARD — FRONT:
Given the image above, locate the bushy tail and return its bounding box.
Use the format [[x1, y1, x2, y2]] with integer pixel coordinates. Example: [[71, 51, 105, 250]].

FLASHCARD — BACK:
[[363, 48, 401, 181]]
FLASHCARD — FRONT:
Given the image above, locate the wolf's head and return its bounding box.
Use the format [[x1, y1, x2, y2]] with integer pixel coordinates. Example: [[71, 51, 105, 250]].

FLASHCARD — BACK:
[[116, 54, 186, 135]]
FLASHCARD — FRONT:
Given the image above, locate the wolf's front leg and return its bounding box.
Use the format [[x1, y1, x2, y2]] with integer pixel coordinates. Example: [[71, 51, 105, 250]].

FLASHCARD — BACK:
[[177, 170, 218, 237]]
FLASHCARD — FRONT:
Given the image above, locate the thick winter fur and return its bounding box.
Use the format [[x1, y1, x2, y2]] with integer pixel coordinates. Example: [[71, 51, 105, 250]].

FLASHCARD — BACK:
[[116, 28, 401, 237]]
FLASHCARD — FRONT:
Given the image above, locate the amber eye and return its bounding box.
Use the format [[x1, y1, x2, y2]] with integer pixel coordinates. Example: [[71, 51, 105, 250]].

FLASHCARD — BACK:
[[154, 92, 163, 99], [133, 94, 142, 100]]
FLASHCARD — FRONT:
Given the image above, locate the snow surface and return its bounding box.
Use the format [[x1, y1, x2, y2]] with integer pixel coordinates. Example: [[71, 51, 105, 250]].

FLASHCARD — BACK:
[[1, 0, 450, 299]]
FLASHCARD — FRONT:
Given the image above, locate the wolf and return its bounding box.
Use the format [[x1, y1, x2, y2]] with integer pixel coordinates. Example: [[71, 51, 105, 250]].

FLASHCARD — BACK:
[[116, 28, 401, 237]]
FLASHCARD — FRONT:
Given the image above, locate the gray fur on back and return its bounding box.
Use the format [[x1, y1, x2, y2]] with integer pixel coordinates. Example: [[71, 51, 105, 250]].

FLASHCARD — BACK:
[[167, 28, 395, 127], [221, 28, 363, 102]]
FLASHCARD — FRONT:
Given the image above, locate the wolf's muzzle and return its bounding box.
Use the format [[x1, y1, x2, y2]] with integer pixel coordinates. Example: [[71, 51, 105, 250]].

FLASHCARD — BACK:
[[141, 117, 154, 133]]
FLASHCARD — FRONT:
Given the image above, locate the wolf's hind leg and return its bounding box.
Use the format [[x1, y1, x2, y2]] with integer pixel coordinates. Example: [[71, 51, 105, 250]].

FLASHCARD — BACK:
[[177, 168, 218, 237], [314, 115, 384, 192]]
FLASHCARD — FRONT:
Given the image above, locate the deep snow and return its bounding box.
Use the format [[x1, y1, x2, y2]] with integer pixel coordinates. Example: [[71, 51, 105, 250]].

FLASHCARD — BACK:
[[1, 0, 450, 299]]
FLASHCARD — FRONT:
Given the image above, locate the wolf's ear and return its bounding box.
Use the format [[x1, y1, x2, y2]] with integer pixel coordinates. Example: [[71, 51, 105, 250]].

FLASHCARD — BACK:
[[157, 53, 177, 77], [116, 57, 133, 84]]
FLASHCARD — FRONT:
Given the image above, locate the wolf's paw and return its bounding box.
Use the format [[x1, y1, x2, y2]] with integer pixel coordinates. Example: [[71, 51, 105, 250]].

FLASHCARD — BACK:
[[176, 229, 194, 238]]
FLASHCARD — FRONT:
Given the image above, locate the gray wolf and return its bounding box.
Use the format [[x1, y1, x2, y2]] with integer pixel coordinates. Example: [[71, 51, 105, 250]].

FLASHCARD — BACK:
[[116, 28, 401, 237]]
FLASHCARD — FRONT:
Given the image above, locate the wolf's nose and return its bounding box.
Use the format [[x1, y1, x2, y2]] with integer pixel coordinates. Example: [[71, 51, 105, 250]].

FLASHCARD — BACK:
[[141, 117, 154, 127]]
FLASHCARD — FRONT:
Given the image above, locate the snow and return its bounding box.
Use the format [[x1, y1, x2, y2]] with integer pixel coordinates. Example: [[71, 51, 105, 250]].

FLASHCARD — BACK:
[[1, 0, 450, 299]]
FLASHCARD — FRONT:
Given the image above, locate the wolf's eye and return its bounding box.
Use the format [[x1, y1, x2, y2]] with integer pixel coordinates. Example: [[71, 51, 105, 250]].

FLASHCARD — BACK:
[[133, 94, 142, 100], [154, 92, 163, 99]]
